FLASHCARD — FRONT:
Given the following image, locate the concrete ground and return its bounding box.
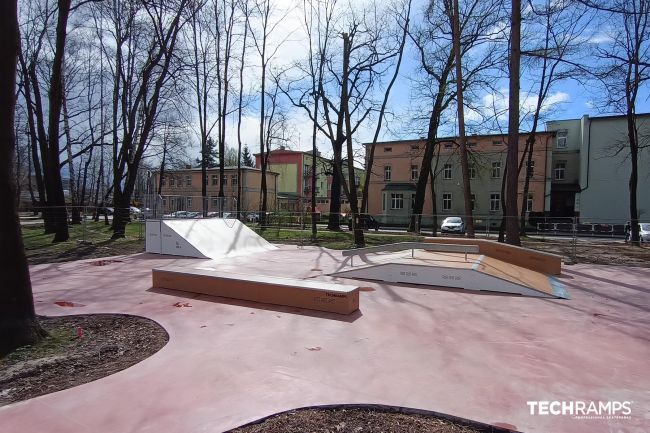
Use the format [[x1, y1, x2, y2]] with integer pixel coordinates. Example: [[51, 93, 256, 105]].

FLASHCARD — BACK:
[[1, 245, 648, 433]]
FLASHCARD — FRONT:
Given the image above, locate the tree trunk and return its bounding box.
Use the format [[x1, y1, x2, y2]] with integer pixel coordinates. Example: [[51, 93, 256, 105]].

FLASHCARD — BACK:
[[452, 0, 474, 238], [627, 111, 640, 246], [505, 0, 521, 246], [44, 0, 73, 243], [0, 0, 46, 355]]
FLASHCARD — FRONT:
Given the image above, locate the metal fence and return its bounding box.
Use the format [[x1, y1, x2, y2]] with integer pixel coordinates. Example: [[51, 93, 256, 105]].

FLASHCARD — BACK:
[[17, 205, 649, 267]]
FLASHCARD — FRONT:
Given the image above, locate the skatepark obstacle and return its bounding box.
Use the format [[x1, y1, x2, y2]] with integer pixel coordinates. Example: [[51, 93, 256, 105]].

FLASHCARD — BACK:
[[152, 266, 360, 314], [334, 241, 568, 299], [145, 218, 276, 260]]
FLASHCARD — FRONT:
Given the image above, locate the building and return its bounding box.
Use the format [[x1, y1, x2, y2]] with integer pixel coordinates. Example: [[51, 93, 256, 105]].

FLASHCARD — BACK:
[[152, 166, 278, 214], [255, 147, 365, 213], [546, 114, 650, 222], [365, 132, 555, 225]]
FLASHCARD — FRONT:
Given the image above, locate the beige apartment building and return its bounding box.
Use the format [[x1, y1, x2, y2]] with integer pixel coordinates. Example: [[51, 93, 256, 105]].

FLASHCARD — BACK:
[[365, 132, 555, 225], [152, 167, 278, 214]]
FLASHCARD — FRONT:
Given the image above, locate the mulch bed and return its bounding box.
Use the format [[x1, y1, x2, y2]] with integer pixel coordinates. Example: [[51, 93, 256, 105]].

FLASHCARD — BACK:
[[229, 407, 516, 433], [0, 314, 168, 406]]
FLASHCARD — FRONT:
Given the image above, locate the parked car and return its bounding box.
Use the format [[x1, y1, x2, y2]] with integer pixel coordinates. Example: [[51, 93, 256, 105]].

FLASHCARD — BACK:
[[441, 216, 465, 234], [246, 212, 261, 223], [129, 206, 141, 215], [640, 223, 650, 243], [347, 214, 380, 231], [164, 210, 199, 219], [98, 207, 114, 216]]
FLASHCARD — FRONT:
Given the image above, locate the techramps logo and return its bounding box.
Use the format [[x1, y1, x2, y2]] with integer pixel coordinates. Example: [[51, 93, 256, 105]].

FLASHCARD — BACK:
[[526, 400, 633, 420]]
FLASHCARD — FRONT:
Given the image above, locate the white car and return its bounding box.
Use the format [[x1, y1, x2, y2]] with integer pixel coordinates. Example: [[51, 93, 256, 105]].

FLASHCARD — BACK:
[[441, 216, 466, 234], [640, 223, 650, 243]]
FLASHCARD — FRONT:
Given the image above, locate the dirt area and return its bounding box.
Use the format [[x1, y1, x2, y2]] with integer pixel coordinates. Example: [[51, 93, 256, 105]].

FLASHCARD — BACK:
[[0, 314, 168, 406], [522, 238, 650, 267], [229, 407, 515, 433]]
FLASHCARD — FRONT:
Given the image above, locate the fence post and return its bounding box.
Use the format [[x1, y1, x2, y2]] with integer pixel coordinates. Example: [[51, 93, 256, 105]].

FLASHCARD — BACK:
[[572, 216, 577, 264]]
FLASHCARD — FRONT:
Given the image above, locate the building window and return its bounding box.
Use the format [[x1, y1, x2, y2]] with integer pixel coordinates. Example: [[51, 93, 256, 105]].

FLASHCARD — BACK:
[[490, 193, 501, 211], [411, 165, 418, 180], [468, 164, 476, 179], [492, 140, 503, 145], [556, 130, 568, 149], [211, 175, 218, 185], [187, 197, 192, 208], [526, 193, 534, 212], [185, 175, 192, 186], [222, 175, 228, 186], [442, 193, 452, 211], [491, 161, 501, 178], [161, 176, 166, 186], [384, 147, 392, 152], [170, 177, 175, 186], [390, 193, 403, 209], [384, 165, 392, 181], [526, 160, 535, 178], [162, 197, 167, 206], [211, 197, 219, 208], [232, 175, 238, 186], [170, 198, 175, 208], [555, 161, 566, 180], [382, 193, 386, 211], [471, 193, 476, 210], [176, 177, 182, 187], [443, 164, 452, 179]]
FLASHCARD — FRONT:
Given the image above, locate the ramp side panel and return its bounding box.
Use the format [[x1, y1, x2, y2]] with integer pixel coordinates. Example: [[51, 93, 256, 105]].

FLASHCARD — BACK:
[[163, 219, 276, 259], [152, 268, 359, 315], [161, 221, 208, 258], [334, 263, 554, 298], [145, 220, 162, 254]]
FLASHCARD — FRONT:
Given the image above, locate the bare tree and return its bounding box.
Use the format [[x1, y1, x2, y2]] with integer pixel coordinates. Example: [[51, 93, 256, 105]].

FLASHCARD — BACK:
[[518, 0, 592, 233], [408, 0, 503, 232], [451, 0, 474, 237], [0, 0, 47, 356], [505, 0, 522, 246], [98, 0, 190, 238]]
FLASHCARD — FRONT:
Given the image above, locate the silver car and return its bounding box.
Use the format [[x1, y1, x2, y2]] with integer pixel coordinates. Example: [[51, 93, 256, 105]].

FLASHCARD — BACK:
[[441, 216, 465, 234]]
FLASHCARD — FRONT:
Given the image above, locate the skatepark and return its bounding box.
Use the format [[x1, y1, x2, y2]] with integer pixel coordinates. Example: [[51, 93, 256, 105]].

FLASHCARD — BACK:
[[3, 219, 649, 433]]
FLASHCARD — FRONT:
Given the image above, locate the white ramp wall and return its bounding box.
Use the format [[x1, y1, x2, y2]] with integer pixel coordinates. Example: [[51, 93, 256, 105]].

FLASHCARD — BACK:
[[146, 219, 276, 259]]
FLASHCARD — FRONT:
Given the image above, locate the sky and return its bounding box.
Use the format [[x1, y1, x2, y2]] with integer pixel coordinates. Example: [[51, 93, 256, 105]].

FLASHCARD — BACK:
[[207, 0, 650, 160]]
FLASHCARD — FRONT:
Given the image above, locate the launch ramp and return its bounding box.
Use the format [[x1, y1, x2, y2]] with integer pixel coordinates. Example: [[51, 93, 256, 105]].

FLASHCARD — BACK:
[[145, 218, 277, 259]]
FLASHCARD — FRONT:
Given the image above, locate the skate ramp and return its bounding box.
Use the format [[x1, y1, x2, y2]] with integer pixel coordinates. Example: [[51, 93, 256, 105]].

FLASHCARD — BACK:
[[145, 218, 277, 259], [334, 248, 568, 299]]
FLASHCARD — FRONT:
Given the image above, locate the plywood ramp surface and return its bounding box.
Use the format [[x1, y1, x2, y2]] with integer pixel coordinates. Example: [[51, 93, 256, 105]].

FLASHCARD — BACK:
[[152, 266, 359, 315], [474, 255, 555, 296]]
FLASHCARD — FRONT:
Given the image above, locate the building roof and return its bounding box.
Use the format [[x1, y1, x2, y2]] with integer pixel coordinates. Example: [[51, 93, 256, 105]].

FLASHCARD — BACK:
[[153, 166, 279, 176], [363, 130, 555, 146]]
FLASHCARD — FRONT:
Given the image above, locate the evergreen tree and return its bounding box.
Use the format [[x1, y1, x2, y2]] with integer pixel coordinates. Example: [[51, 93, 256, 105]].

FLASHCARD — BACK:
[[242, 144, 255, 167], [196, 137, 219, 168]]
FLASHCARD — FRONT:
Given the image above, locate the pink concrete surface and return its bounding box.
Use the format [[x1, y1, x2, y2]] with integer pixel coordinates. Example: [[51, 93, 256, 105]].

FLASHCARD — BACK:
[[1, 245, 649, 433]]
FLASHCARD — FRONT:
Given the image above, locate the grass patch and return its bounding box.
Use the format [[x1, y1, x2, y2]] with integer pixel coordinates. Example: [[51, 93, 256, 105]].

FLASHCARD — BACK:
[[254, 227, 424, 250], [22, 221, 145, 265], [0, 327, 75, 366]]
